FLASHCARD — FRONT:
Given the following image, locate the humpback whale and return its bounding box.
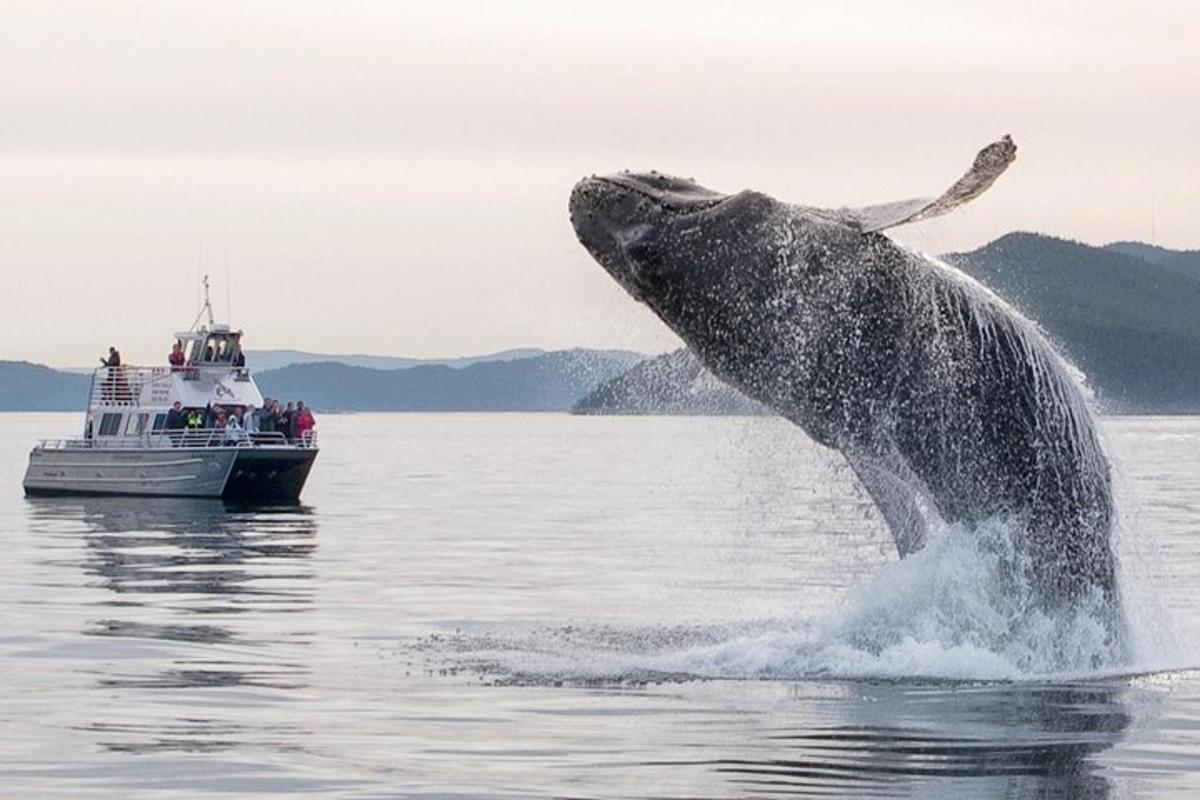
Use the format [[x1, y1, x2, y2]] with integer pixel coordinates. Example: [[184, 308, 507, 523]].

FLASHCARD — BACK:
[[569, 137, 1122, 639]]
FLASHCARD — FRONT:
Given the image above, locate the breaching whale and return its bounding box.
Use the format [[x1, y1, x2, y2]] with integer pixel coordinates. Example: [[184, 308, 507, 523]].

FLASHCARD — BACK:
[[569, 137, 1122, 639]]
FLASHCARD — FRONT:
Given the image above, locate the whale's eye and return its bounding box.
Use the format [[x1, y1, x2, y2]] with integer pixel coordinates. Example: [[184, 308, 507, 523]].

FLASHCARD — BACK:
[[618, 225, 669, 278]]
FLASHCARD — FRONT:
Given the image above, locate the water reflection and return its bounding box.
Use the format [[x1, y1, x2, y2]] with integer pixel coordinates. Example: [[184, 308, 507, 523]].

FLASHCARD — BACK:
[[25, 497, 317, 754], [710, 681, 1130, 799]]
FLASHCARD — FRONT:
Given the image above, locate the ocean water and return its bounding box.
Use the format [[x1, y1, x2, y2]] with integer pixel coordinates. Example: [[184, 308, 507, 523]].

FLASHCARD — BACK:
[[2, 412, 1199, 798]]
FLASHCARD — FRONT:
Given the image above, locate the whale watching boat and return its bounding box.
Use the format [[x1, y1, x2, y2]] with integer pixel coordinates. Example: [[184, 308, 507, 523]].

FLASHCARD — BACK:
[[22, 281, 318, 501]]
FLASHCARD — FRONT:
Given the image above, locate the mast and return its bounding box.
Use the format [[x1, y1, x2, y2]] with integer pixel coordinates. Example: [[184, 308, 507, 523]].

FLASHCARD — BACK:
[[190, 274, 216, 331]]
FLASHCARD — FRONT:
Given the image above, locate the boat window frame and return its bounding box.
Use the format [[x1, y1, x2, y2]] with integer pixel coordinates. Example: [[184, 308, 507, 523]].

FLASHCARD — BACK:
[[124, 412, 148, 436], [97, 413, 122, 437]]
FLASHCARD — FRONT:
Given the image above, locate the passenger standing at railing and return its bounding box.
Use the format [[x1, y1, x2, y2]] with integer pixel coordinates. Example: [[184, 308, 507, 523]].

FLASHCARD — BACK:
[[168, 342, 185, 369], [242, 404, 259, 436], [99, 347, 123, 402], [224, 412, 243, 444], [278, 402, 294, 441], [165, 401, 185, 430], [257, 400, 276, 433], [295, 402, 316, 444]]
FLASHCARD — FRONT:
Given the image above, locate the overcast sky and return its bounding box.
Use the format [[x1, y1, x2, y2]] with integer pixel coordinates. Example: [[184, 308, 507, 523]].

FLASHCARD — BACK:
[[3, 0, 1196, 366]]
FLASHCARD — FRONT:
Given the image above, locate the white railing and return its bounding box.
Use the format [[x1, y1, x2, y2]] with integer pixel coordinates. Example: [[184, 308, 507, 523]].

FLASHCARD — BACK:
[[88, 364, 253, 407], [90, 366, 174, 408], [37, 428, 318, 451]]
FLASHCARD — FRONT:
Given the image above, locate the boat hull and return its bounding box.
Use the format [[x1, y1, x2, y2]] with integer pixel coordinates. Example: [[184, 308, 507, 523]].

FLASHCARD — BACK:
[[23, 445, 317, 502]]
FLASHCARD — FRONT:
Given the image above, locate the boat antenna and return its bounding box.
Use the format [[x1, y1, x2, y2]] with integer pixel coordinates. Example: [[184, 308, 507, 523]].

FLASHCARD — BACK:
[[224, 242, 232, 325], [190, 273, 216, 331]]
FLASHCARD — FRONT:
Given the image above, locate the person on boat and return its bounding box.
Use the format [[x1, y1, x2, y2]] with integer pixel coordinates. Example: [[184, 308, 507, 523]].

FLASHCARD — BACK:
[[295, 402, 316, 444], [165, 401, 186, 430], [277, 402, 294, 441], [184, 409, 204, 445], [168, 342, 185, 369], [257, 400, 276, 433], [99, 347, 124, 402], [224, 411, 244, 444], [232, 344, 246, 368], [242, 404, 259, 436]]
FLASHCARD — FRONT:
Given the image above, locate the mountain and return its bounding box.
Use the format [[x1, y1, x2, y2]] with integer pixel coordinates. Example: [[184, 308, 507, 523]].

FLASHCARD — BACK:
[[1102, 241, 1200, 280], [579, 235, 1200, 415], [255, 349, 643, 411], [947, 233, 1200, 413], [574, 348, 767, 415], [245, 347, 548, 372], [0, 361, 91, 411]]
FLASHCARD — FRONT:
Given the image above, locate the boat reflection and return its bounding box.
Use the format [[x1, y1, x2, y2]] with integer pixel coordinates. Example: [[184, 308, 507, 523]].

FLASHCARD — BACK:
[[709, 680, 1130, 799], [25, 496, 318, 754]]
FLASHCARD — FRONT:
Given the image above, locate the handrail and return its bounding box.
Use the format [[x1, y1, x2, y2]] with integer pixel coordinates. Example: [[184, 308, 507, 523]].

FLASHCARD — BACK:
[[88, 364, 254, 406], [36, 428, 318, 451]]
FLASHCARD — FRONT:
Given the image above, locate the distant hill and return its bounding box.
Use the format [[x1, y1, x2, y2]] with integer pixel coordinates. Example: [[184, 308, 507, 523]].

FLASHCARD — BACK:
[[948, 233, 1200, 412], [578, 234, 1200, 415], [245, 347, 548, 372], [0, 361, 91, 411], [1, 349, 643, 413], [256, 349, 642, 411], [1102, 241, 1200, 280], [574, 349, 767, 416]]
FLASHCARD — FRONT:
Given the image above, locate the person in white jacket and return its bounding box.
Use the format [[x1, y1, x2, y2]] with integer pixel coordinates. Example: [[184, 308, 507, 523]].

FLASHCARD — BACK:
[[242, 404, 260, 436]]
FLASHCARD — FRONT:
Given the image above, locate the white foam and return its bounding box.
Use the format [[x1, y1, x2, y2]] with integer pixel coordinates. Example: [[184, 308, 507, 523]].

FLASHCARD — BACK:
[[439, 517, 1163, 685]]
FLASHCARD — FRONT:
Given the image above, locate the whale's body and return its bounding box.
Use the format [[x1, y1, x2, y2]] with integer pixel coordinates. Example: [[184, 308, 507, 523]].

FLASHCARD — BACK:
[[569, 137, 1122, 637]]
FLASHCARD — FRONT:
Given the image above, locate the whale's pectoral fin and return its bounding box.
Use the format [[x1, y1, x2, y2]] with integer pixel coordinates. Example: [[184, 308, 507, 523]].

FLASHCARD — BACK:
[[846, 452, 935, 558], [844, 135, 1017, 233]]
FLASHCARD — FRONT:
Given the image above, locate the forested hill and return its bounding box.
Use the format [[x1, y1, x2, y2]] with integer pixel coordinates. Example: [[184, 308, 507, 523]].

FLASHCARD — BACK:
[[0, 362, 90, 411], [947, 233, 1200, 412]]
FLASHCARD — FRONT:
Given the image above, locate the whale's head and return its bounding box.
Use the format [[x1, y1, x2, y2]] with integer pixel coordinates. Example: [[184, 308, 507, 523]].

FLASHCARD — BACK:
[[569, 172, 731, 304], [570, 171, 873, 387]]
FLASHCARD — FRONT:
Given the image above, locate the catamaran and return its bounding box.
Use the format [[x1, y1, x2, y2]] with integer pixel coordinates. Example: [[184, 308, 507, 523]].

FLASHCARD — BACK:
[[22, 281, 318, 501]]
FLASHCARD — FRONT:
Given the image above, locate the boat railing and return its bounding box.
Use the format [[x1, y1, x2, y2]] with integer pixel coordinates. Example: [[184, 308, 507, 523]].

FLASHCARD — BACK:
[[37, 428, 318, 451], [89, 364, 252, 406]]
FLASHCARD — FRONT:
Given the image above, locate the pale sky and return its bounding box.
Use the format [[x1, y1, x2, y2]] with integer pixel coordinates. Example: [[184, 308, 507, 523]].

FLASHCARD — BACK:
[[2, 0, 1196, 366]]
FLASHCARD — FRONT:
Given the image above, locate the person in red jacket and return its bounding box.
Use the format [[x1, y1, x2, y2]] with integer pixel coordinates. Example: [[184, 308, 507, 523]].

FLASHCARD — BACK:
[[168, 342, 185, 369], [294, 402, 316, 444]]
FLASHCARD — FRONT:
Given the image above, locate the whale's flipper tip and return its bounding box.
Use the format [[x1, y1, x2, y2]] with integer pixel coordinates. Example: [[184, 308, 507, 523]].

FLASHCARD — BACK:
[[850, 135, 1018, 234]]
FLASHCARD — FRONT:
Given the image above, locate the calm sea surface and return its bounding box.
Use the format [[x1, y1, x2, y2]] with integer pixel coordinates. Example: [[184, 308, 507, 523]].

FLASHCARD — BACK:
[[2, 412, 1199, 798]]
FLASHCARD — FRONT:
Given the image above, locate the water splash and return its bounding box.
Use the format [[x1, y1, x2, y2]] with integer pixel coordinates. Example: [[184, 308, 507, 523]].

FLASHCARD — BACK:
[[417, 516, 1155, 686]]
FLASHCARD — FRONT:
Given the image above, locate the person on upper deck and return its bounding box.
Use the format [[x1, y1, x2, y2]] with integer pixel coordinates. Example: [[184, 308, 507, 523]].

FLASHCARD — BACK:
[[232, 344, 246, 368], [101, 347, 121, 368], [168, 342, 185, 369]]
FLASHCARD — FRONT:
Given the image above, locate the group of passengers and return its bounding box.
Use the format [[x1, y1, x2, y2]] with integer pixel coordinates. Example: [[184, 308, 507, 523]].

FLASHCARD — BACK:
[[163, 398, 316, 445]]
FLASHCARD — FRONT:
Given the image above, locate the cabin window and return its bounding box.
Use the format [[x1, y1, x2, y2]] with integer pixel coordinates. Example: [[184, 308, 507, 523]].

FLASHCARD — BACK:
[[98, 413, 122, 436], [125, 413, 148, 436], [152, 413, 167, 432]]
